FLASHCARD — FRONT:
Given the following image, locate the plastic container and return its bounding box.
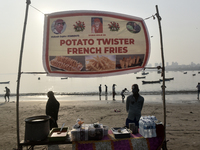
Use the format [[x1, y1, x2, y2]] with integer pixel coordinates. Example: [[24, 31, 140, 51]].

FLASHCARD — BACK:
[[88, 125, 104, 140], [48, 127, 68, 141], [111, 127, 131, 139], [24, 115, 50, 141], [71, 127, 89, 141], [71, 124, 105, 141]]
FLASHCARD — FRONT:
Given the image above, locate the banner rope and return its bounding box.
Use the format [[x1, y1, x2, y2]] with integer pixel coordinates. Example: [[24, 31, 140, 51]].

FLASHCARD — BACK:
[[144, 14, 156, 20], [29, 5, 157, 22], [30, 4, 45, 15]]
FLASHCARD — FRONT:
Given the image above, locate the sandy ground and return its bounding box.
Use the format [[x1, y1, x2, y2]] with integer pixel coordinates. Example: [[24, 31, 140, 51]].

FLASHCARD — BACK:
[[0, 100, 200, 150]]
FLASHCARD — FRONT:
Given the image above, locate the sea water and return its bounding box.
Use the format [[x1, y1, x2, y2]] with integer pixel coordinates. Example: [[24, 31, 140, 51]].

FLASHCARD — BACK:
[[0, 71, 199, 102]]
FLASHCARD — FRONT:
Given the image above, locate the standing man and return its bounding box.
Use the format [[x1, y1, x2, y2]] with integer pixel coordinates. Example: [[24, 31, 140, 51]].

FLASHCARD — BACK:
[[126, 84, 144, 128], [196, 82, 200, 100], [112, 84, 117, 101], [46, 91, 60, 130], [105, 85, 108, 100], [99, 84, 102, 100], [4, 87, 10, 102]]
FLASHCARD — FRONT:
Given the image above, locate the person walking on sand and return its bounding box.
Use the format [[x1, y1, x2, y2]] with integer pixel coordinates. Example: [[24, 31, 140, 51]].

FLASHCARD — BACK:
[[99, 84, 102, 100], [99, 84, 102, 96], [4, 87, 10, 102], [112, 84, 117, 101], [46, 91, 60, 130], [125, 84, 144, 128], [105, 85, 108, 100], [121, 88, 129, 103], [196, 82, 200, 100]]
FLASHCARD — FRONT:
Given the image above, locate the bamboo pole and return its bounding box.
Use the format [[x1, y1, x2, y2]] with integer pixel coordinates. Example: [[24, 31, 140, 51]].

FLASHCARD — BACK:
[[16, 0, 31, 149], [155, 5, 167, 149]]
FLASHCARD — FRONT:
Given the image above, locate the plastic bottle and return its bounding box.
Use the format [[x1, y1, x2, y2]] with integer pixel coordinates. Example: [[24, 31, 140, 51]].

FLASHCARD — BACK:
[[143, 116, 147, 120], [151, 115, 157, 122], [139, 119, 143, 136], [147, 120, 152, 138], [147, 116, 151, 120], [139, 119, 141, 133], [150, 120, 154, 138], [152, 120, 157, 137], [143, 120, 148, 138]]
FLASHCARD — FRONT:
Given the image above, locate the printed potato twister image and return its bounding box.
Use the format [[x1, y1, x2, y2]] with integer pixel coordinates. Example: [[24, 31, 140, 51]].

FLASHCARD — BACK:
[[50, 56, 83, 71], [120, 56, 140, 69], [86, 56, 115, 71]]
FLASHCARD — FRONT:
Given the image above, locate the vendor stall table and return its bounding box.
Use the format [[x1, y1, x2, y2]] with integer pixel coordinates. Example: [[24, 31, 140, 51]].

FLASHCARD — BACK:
[[19, 125, 164, 150], [72, 130, 164, 150]]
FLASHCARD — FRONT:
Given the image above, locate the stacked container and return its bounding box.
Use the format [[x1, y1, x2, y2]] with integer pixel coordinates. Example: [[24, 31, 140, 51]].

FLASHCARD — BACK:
[[139, 116, 157, 138]]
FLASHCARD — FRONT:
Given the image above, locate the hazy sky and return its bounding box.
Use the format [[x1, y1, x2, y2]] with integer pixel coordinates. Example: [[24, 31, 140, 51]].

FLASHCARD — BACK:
[[0, 0, 199, 74]]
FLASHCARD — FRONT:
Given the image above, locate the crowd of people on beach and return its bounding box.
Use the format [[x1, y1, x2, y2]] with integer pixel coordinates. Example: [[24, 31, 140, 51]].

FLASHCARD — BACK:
[[99, 84, 129, 102]]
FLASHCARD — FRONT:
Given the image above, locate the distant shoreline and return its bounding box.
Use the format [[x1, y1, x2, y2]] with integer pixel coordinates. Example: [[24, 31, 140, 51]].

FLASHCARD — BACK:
[[0, 90, 197, 97]]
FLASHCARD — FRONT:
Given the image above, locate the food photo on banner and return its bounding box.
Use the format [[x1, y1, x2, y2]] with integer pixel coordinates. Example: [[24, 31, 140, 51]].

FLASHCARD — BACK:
[[43, 10, 150, 77]]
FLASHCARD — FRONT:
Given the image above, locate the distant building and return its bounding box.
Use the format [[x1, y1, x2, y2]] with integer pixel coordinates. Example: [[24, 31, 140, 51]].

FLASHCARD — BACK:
[[172, 62, 178, 66]]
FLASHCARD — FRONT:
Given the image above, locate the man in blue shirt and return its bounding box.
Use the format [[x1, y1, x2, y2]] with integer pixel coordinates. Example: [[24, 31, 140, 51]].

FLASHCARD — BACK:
[[126, 84, 144, 127]]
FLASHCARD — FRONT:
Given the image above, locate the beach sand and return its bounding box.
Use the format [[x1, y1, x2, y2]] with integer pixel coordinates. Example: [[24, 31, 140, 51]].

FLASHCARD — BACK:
[[0, 100, 200, 150]]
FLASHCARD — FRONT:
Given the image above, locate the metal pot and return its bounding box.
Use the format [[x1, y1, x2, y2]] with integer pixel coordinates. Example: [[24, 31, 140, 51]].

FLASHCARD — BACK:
[[25, 115, 50, 141]]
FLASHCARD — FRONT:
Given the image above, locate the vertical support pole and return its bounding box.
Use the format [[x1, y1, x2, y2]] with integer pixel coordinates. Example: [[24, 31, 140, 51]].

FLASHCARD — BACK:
[[16, 0, 31, 149], [155, 5, 167, 149]]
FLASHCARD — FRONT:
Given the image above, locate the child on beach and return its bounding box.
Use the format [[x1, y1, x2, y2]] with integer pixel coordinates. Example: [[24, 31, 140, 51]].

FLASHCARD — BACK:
[[121, 88, 129, 103]]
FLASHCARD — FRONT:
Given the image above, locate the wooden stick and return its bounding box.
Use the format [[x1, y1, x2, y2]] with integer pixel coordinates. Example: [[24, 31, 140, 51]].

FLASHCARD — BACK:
[[16, 0, 31, 149], [155, 5, 167, 149]]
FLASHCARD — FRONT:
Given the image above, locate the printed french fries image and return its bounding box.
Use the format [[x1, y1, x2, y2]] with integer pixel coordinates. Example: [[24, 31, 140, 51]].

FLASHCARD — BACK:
[[119, 56, 141, 68], [50, 56, 83, 71], [86, 56, 115, 71]]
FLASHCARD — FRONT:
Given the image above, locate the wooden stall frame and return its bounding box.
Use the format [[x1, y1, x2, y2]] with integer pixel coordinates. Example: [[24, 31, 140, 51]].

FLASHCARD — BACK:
[[15, 1, 167, 149], [16, 0, 31, 149], [155, 5, 168, 149]]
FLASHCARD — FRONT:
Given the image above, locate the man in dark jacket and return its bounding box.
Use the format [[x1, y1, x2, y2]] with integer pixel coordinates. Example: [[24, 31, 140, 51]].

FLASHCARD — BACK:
[[126, 84, 144, 127], [46, 91, 60, 130]]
